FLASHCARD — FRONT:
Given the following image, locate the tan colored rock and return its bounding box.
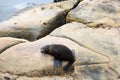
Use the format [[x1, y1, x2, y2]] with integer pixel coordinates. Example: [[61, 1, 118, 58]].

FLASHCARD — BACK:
[[0, 37, 28, 54], [17, 76, 74, 80], [0, 72, 73, 80], [0, 0, 79, 41], [0, 36, 108, 76], [74, 64, 118, 80], [0, 72, 18, 80], [67, 0, 120, 27], [50, 22, 120, 76]]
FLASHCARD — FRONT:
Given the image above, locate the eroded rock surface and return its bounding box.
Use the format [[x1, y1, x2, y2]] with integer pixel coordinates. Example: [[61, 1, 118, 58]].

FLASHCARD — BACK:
[[50, 22, 120, 77], [75, 64, 118, 80], [0, 35, 108, 77], [67, 0, 120, 27], [0, 0, 120, 80], [0, 0, 79, 41]]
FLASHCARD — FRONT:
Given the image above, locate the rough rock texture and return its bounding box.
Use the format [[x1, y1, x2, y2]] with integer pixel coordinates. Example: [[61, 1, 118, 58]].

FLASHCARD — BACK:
[[50, 22, 120, 77], [67, 0, 120, 27], [75, 64, 118, 80], [0, 37, 28, 54], [0, 72, 74, 80], [0, 0, 79, 41], [17, 76, 74, 80]]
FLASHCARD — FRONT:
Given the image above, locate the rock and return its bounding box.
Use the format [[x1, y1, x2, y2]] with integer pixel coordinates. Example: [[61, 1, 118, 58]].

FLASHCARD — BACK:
[[0, 0, 79, 41], [0, 0, 119, 79], [0, 36, 108, 76], [74, 64, 118, 80], [67, 0, 120, 27], [50, 22, 120, 77], [0, 72, 18, 80], [17, 76, 74, 80], [0, 37, 28, 54]]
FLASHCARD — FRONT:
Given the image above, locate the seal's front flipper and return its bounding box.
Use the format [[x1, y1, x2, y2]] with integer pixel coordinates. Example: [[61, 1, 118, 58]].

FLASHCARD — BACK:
[[53, 59, 63, 74]]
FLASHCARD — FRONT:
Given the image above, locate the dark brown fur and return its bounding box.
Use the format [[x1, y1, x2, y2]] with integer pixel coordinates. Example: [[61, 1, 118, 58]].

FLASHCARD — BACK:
[[41, 44, 75, 71]]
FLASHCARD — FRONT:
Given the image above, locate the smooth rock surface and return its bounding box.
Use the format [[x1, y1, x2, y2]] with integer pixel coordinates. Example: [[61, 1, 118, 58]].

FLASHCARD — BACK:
[[0, 0, 79, 41], [0, 0, 120, 80], [0, 37, 28, 54], [50, 22, 120, 76], [67, 0, 120, 27], [0, 36, 108, 76]]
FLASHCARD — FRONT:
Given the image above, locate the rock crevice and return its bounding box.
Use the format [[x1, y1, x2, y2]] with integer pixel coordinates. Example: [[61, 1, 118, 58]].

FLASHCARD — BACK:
[[50, 35, 110, 62]]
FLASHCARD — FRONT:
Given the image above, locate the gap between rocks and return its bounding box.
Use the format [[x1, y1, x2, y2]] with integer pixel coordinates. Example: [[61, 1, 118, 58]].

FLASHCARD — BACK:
[[71, 0, 81, 10], [108, 66, 120, 78]]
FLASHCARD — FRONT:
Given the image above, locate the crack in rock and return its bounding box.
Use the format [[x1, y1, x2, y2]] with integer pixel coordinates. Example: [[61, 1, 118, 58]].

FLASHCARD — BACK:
[[0, 42, 26, 54], [50, 35, 110, 62], [108, 66, 120, 78]]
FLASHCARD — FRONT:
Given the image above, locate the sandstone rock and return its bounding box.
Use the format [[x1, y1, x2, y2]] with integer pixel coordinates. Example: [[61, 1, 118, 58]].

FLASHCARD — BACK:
[[0, 72, 73, 80], [0, 37, 28, 54], [74, 64, 118, 80], [0, 36, 108, 76], [0, 0, 79, 41], [0, 72, 18, 80], [67, 0, 120, 27], [17, 76, 74, 80], [0, 0, 119, 79], [50, 22, 120, 76]]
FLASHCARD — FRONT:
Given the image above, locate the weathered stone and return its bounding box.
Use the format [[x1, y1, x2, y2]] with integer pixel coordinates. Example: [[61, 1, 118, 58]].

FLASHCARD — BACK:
[[0, 36, 108, 76], [74, 64, 118, 80], [0, 0, 79, 41], [67, 0, 120, 27], [17, 76, 74, 80], [0, 72, 18, 80], [50, 22, 120, 76], [0, 0, 119, 79], [0, 37, 28, 54]]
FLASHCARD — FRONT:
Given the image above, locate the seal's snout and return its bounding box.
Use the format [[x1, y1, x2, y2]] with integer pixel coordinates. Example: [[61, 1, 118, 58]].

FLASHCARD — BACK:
[[41, 50, 44, 53], [41, 48, 44, 53]]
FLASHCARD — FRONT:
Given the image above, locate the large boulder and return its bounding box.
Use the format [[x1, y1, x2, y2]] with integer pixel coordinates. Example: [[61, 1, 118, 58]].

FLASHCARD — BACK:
[[0, 37, 28, 54], [0, 0, 79, 41], [50, 22, 120, 77], [0, 36, 108, 77], [0, 0, 120, 79], [67, 0, 120, 27]]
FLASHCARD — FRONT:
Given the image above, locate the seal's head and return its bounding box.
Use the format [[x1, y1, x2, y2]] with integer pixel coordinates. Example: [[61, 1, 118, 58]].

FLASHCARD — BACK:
[[41, 45, 49, 54]]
